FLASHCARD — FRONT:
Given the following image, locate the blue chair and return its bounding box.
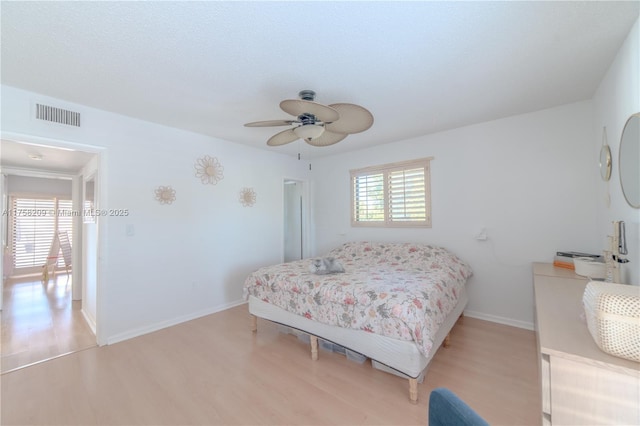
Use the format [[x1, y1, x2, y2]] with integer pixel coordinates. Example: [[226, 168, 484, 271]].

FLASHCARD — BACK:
[[428, 387, 489, 426]]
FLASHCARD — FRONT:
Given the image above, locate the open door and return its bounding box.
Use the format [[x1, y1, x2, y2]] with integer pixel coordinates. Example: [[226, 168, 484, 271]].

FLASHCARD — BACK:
[[283, 179, 305, 262]]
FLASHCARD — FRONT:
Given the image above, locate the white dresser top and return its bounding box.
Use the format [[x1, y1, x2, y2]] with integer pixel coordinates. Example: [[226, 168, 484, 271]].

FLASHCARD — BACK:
[[533, 262, 639, 375]]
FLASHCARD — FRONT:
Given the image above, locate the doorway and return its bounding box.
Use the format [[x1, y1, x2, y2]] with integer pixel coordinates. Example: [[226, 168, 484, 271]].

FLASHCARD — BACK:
[[283, 179, 306, 262], [0, 137, 100, 371]]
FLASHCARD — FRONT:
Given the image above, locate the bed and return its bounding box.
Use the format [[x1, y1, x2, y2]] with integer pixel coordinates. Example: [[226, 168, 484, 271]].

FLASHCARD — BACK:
[[243, 241, 473, 403]]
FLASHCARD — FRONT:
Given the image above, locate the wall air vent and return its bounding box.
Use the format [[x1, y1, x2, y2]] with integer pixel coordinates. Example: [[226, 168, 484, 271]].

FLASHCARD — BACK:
[[35, 103, 81, 127]]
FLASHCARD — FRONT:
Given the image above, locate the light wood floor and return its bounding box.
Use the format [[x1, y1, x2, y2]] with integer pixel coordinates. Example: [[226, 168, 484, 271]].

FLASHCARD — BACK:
[[0, 305, 541, 425], [1, 274, 96, 373]]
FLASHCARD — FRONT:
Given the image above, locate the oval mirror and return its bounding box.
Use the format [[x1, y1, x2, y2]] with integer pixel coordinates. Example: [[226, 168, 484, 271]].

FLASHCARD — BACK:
[[600, 144, 612, 181], [619, 113, 640, 208]]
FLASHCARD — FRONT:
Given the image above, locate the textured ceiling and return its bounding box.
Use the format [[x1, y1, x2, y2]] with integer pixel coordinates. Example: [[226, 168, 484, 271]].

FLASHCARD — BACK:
[[1, 1, 638, 160]]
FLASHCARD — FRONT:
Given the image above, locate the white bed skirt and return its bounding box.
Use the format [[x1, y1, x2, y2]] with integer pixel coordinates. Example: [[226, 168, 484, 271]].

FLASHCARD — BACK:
[[248, 286, 468, 378]]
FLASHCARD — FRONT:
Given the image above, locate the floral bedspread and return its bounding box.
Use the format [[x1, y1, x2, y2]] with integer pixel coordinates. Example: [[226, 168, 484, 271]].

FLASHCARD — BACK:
[[243, 242, 473, 356]]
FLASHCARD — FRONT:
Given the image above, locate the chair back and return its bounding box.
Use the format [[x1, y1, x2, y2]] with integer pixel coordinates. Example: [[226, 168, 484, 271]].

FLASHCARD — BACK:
[[428, 387, 489, 426]]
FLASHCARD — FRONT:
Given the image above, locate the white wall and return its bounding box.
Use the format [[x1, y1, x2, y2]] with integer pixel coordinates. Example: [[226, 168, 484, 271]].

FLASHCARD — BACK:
[[1, 85, 309, 343], [6, 175, 72, 196], [311, 101, 597, 329], [593, 17, 640, 285]]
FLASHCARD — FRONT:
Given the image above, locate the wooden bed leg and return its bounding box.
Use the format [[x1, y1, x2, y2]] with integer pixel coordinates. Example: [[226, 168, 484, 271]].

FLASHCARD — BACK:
[[249, 314, 257, 332], [310, 335, 319, 361], [409, 378, 418, 404], [443, 333, 451, 348], [458, 312, 464, 324]]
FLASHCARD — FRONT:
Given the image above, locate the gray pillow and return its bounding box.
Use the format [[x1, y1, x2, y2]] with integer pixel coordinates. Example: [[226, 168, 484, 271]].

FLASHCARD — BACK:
[[309, 257, 345, 275]]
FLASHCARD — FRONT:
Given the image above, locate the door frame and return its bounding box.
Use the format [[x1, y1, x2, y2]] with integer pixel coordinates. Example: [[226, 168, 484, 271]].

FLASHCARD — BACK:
[[81, 168, 98, 335], [0, 131, 106, 344], [0, 171, 5, 310], [283, 177, 311, 262]]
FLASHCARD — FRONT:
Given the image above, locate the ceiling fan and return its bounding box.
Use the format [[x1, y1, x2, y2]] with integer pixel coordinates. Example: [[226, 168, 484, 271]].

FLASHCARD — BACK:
[[244, 90, 374, 147]]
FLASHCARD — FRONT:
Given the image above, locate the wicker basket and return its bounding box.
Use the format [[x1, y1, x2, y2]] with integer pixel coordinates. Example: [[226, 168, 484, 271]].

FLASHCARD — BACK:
[[583, 281, 640, 362]]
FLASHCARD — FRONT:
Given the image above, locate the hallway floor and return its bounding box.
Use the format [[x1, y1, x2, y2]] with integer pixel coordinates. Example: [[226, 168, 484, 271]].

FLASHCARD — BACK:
[[1, 273, 96, 373]]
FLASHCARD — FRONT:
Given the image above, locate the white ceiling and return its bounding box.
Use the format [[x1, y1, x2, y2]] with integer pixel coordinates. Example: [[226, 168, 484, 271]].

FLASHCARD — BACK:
[[1, 1, 638, 160], [0, 139, 96, 175]]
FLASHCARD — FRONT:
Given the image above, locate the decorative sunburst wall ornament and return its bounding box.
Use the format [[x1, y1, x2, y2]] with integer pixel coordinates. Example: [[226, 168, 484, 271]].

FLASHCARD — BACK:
[[195, 155, 224, 185], [239, 187, 256, 207], [155, 185, 176, 204]]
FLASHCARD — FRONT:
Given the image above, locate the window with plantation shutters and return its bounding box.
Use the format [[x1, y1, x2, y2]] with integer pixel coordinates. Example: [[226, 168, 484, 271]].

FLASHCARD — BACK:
[[351, 158, 431, 227], [389, 166, 427, 222], [9, 196, 73, 274], [352, 172, 385, 222]]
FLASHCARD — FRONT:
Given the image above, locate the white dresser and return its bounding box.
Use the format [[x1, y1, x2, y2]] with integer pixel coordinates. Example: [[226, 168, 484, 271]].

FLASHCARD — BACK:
[[533, 263, 640, 426]]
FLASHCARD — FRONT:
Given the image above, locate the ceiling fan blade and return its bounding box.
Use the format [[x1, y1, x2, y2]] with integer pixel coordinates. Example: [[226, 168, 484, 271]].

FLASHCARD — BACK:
[[267, 129, 299, 146], [305, 131, 348, 147], [325, 103, 374, 134], [244, 120, 297, 127], [280, 99, 339, 122]]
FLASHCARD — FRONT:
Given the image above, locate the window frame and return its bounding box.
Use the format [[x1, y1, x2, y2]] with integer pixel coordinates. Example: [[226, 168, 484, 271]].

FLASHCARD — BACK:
[[350, 157, 432, 228]]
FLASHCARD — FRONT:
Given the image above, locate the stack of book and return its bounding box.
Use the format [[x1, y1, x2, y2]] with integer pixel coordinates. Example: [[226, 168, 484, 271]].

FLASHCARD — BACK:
[[554, 251, 602, 270]]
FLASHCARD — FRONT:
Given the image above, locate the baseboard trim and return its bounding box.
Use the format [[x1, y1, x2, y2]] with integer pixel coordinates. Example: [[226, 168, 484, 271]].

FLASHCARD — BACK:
[[104, 301, 533, 345], [105, 299, 247, 345], [464, 310, 534, 331], [81, 308, 97, 335]]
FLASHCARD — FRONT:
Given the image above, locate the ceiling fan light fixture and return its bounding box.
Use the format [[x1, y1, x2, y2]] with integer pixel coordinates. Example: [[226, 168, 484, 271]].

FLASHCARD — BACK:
[[245, 90, 373, 148], [293, 124, 324, 140], [28, 153, 44, 160]]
